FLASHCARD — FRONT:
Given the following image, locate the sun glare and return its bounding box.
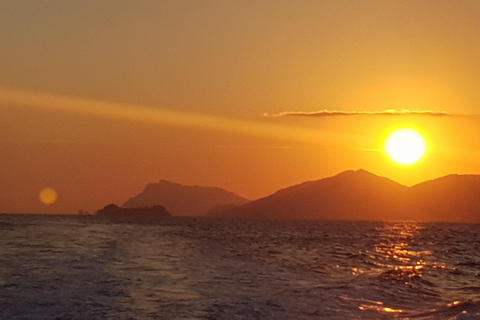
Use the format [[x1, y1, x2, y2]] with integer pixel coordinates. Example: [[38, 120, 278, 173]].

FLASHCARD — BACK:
[[384, 129, 426, 165], [39, 188, 58, 205]]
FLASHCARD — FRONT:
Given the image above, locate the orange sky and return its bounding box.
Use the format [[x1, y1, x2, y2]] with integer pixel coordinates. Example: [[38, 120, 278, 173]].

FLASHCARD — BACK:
[[1, 1, 480, 214]]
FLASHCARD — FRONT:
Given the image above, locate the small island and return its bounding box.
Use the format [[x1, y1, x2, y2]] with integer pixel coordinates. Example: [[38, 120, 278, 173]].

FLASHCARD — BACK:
[[96, 204, 171, 217]]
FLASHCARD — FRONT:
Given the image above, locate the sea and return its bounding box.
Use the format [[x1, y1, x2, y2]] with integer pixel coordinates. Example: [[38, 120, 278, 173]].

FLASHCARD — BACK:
[[1, 215, 480, 320]]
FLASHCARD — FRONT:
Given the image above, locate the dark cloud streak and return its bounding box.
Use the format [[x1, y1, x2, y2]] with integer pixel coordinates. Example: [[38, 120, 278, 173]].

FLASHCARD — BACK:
[[265, 109, 452, 117]]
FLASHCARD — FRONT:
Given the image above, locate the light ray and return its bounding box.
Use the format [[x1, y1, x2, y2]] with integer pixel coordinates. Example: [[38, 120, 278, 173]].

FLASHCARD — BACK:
[[0, 87, 336, 145]]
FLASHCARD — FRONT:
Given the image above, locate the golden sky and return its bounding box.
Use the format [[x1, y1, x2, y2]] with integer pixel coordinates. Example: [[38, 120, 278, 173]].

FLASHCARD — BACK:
[[1, 1, 480, 214]]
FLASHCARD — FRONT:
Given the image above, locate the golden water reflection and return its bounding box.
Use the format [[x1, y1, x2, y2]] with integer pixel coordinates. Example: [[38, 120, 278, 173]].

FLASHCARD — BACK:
[[371, 222, 438, 273], [356, 221, 442, 315]]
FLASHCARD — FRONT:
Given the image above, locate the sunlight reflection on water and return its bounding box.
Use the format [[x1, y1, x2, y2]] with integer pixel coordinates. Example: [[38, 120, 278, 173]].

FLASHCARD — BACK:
[[1, 216, 480, 319]]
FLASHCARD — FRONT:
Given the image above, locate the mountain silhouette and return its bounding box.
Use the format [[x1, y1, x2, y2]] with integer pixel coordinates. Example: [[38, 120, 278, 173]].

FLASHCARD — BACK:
[[408, 174, 480, 222], [122, 180, 249, 217], [212, 169, 480, 222]]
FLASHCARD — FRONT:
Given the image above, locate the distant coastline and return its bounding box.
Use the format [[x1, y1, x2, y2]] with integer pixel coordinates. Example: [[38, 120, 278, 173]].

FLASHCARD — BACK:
[[96, 204, 171, 218], [5, 169, 480, 223]]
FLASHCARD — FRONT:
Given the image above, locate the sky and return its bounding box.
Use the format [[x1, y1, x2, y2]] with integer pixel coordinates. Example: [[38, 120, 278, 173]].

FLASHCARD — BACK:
[[1, 0, 480, 214]]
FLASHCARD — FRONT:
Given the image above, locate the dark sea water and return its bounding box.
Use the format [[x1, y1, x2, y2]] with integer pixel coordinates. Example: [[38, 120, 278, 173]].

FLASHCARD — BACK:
[[2, 215, 480, 319]]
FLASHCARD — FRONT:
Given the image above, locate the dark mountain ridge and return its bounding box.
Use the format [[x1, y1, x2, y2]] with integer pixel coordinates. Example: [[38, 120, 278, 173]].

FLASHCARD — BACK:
[[122, 180, 249, 217], [212, 170, 480, 222], [408, 174, 480, 222]]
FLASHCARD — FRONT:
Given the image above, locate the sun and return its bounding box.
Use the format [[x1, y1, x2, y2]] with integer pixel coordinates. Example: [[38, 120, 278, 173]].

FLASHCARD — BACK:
[[384, 129, 426, 165]]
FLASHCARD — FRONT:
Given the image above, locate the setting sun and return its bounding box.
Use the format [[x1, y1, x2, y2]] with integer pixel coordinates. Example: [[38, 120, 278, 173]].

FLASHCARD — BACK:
[[384, 129, 426, 165]]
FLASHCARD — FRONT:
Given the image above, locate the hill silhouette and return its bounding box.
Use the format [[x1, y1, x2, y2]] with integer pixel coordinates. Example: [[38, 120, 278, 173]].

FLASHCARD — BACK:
[[212, 169, 480, 222], [408, 174, 480, 222], [122, 180, 249, 217]]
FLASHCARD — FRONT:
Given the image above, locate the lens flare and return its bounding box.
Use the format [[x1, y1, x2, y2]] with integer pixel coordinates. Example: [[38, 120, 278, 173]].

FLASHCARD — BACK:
[[39, 188, 58, 205]]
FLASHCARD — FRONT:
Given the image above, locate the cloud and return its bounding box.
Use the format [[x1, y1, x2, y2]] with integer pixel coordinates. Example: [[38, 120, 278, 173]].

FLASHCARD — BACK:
[[264, 109, 451, 117]]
